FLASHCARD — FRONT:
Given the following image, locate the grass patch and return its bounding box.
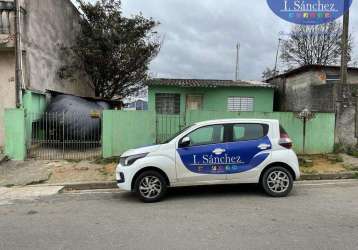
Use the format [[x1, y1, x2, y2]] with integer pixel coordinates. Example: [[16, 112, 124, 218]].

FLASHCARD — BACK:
[[99, 167, 109, 176], [65, 159, 82, 163], [333, 143, 345, 154], [348, 151, 358, 158], [335, 155, 344, 163], [345, 146, 358, 158], [301, 169, 318, 174], [93, 157, 119, 165]]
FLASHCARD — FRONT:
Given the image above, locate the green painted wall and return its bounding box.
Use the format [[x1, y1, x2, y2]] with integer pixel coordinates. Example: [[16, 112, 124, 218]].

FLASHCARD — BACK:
[[4, 109, 26, 160], [304, 113, 335, 154], [102, 110, 335, 158], [185, 110, 305, 153], [148, 86, 274, 113], [102, 110, 157, 158], [22, 90, 47, 114], [22, 90, 47, 146]]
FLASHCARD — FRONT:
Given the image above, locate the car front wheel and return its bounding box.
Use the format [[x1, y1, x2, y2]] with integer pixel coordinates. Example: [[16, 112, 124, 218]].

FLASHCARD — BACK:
[[261, 166, 293, 197], [134, 171, 167, 203]]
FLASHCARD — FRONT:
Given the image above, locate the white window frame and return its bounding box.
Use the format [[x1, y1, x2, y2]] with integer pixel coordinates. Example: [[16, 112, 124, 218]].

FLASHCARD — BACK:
[[227, 97, 254, 112]]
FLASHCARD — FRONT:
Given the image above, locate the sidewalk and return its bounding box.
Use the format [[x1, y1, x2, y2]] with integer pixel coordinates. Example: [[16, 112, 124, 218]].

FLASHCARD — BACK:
[[0, 154, 357, 191], [0, 185, 64, 205], [0, 159, 116, 187]]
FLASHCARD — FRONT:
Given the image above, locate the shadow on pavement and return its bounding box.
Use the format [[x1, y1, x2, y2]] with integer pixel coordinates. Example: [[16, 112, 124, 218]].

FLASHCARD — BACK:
[[112, 183, 266, 203]]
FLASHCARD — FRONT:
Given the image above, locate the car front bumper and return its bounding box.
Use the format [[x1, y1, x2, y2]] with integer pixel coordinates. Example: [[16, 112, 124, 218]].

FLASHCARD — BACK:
[[116, 164, 133, 191]]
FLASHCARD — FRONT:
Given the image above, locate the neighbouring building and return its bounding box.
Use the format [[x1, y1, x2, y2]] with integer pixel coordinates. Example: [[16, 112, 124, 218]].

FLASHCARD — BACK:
[[123, 98, 148, 111], [0, 0, 94, 146], [146, 79, 275, 114], [267, 64, 358, 147]]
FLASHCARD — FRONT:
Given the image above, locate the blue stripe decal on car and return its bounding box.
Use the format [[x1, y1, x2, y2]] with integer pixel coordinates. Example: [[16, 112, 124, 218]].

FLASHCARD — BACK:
[[177, 137, 271, 174]]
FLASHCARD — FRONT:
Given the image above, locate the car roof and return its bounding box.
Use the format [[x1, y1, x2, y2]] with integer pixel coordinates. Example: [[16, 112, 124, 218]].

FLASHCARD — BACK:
[[194, 119, 278, 126]]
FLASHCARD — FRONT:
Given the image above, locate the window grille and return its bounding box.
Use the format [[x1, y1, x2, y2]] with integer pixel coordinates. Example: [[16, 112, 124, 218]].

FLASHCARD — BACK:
[[228, 97, 254, 112], [155, 93, 180, 114]]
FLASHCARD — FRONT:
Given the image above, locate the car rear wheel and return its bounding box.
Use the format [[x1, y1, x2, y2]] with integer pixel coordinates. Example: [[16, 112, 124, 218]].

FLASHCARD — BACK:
[[261, 166, 293, 197], [134, 171, 167, 203]]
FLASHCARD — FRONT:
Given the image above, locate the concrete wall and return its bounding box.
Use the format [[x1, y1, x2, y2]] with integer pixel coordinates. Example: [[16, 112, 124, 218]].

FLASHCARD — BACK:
[[0, 0, 94, 147], [148, 86, 274, 113], [0, 50, 16, 147], [22, 0, 94, 97], [336, 85, 358, 147], [273, 69, 328, 112], [271, 68, 358, 113], [269, 68, 358, 148]]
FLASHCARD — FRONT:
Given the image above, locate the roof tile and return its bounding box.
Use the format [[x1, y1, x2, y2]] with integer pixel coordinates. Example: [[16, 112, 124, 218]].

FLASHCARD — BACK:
[[146, 78, 274, 88]]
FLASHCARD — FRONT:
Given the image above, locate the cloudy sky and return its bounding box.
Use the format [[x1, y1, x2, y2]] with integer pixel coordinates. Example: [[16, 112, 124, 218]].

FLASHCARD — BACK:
[[85, 0, 358, 81]]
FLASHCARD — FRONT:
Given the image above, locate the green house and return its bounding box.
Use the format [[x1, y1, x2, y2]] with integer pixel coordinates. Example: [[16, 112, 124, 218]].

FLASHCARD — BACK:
[[147, 79, 275, 114]]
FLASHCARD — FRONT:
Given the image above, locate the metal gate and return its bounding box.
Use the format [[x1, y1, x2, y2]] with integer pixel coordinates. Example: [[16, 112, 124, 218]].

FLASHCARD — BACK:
[[155, 113, 186, 143], [26, 112, 102, 160]]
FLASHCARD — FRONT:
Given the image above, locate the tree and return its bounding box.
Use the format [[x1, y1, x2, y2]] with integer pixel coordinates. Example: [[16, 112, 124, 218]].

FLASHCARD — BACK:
[[281, 21, 353, 67], [262, 67, 278, 80], [60, 0, 160, 99]]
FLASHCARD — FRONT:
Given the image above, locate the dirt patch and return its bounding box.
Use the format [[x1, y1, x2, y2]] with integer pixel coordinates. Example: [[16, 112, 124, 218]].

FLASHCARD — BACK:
[[299, 155, 347, 174], [47, 161, 116, 184], [0, 160, 52, 187]]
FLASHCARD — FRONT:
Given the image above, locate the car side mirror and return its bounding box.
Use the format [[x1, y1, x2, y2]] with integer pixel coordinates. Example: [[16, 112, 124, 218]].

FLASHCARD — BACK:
[[179, 137, 191, 148]]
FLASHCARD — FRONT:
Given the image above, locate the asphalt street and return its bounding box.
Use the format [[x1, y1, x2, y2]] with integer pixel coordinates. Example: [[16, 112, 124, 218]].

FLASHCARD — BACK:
[[1, 180, 358, 250]]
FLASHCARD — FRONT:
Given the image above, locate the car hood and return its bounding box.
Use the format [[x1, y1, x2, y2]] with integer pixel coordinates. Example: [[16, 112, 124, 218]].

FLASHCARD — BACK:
[[121, 144, 162, 157]]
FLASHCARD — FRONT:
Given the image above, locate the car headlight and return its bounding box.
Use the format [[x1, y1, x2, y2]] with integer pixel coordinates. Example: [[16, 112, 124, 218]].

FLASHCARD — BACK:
[[119, 153, 149, 166]]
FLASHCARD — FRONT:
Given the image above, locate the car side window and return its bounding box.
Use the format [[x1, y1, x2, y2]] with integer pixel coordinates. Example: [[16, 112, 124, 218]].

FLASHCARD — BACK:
[[187, 125, 224, 146], [233, 123, 268, 141]]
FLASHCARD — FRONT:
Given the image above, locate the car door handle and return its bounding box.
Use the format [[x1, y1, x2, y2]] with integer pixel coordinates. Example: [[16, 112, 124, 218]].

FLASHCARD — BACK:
[[212, 148, 226, 155], [258, 144, 271, 150]]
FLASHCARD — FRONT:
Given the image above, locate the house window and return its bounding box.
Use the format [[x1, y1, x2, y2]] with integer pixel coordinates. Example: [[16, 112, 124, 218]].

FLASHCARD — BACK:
[[155, 93, 180, 114], [186, 95, 203, 111], [227, 97, 254, 112], [186, 125, 224, 146], [326, 73, 340, 84]]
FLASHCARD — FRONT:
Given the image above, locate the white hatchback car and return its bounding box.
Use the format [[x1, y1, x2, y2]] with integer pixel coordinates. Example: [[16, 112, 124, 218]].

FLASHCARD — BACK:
[[116, 119, 300, 202]]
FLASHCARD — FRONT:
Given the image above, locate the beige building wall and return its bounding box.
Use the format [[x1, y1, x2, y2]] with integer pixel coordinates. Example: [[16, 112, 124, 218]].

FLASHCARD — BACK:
[[0, 0, 95, 147], [22, 0, 94, 97], [0, 50, 16, 147]]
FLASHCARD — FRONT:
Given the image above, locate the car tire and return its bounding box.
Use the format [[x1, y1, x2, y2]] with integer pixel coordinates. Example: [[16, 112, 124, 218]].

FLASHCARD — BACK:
[[134, 171, 167, 203], [261, 166, 293, 197]]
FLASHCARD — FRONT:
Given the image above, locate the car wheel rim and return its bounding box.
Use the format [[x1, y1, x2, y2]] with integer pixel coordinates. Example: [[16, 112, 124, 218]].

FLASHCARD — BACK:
[[267, 170, 290, 193], [139, 176, 162, 199]]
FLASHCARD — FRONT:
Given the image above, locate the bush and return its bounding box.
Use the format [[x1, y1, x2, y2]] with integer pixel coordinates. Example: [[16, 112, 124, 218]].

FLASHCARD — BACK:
[[333, 143, 344, 154], [347, 147, 358, 158]]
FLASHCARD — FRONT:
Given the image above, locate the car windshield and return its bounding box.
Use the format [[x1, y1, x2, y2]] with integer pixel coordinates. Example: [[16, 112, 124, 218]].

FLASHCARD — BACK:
[[162, 125, 194, 144]]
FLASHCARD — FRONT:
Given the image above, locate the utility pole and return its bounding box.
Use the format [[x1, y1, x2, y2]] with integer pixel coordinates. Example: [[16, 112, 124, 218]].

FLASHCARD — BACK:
[[235, 43, 240, 81], [340, 0, 350, 87], [274, 38, 282, 76], [14, 0, 23, 108]]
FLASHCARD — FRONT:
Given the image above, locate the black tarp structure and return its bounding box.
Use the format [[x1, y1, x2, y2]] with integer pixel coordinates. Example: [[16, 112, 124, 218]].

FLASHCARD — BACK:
[[36, 95, 110, 141]]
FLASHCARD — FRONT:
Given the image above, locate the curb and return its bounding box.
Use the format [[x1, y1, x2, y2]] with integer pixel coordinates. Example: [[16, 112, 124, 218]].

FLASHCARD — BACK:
[[300, 172, 358, 181], [60, 181, 118, 191], [54, 172, 358, 191], [0, 154, 9, 165]]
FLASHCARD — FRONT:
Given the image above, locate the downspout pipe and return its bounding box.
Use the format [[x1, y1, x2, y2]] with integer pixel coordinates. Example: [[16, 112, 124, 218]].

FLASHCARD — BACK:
[[14, 0, 23, 108]]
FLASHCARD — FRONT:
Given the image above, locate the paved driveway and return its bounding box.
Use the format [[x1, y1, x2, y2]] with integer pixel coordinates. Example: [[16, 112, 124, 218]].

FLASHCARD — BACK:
[[0, 180, 358, 250]]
